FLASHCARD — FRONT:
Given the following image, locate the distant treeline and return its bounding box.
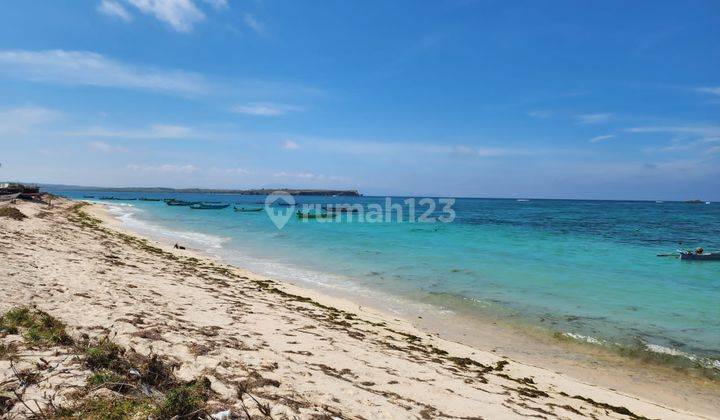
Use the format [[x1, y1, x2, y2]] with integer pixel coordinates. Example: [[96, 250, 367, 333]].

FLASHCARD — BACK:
[[39, 184, 361, 197]]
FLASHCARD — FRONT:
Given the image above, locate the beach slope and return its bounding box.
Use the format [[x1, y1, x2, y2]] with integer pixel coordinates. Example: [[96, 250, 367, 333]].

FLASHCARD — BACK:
[[0, 198, 710, 419]]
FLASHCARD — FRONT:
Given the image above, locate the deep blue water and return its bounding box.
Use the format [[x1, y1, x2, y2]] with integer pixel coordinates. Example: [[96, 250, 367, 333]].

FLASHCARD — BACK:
[[52, 189, 720, 371]]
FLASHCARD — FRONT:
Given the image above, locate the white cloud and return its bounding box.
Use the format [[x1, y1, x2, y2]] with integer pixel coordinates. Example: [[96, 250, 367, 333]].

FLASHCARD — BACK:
[[696, 86, 720, 96], [126, 163, 198, 173], [231, 103, 299, 116], [68, 124, 195, 139], [577, 113, 612, 124], [0, 106, 61, 135], [625, 125, 720, 137], [283, 140, 300, 150], [88, 141, 127, 153], [0, 49, 210, 95], [287, 136, 550, 160], [589, 134, 614, 143], [98, 0, 133, 21], [638, 125, 720, 158], [273, 171, 345, 182], [243, 13, 266, 35], [125, 0, 205, 32]]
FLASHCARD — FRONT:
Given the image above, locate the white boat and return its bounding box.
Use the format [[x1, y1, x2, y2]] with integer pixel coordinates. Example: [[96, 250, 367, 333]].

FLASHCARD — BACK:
[[0, 193, 20, 201]]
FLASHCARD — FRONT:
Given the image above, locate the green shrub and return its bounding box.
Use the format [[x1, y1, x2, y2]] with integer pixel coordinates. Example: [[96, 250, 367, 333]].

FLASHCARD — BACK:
[[0, 307, 73, 346], [155, 377, 211, 419]]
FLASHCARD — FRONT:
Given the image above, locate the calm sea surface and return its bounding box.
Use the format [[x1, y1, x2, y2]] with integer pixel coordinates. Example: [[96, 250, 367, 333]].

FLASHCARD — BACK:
[[52, 189, 720, 371]]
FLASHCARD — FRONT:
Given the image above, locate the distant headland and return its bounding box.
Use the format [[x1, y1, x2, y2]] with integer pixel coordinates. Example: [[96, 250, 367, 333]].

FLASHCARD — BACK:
[[35, 183, 362, 197]]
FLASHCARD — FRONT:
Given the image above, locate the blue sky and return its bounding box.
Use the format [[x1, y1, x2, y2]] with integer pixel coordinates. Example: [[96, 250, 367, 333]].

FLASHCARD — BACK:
[[0, 0, 718, 200]]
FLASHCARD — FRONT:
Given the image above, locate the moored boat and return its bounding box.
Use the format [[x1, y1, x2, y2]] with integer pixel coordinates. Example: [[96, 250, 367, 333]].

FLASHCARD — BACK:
[[680, 252, 720, 261], [233, 206, 263, 212], [165, 199, 198, 206], [0, 193, 20, 201], [190, 203, 230, 210], [297, 210, 334, 219]]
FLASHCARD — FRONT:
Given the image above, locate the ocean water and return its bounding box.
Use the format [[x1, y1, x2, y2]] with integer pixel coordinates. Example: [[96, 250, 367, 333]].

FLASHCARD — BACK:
[[53, 190, 720, 372]]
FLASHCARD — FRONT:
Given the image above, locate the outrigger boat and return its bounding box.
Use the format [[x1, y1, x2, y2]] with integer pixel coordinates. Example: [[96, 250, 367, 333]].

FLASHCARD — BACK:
[[659, 248, 720, 261], [165, 199, 198, 206], [233, 206, 263, 212], [680, 251, 720, 261], [190, 203, 230, 210], [297, 210, 335, 219]]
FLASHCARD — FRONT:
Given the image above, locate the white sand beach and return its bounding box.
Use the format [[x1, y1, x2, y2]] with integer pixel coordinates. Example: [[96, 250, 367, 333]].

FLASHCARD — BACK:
[[1, 197, 718, 419]]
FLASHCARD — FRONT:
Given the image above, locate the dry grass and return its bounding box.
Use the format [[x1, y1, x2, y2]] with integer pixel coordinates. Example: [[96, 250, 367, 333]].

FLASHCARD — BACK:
[[0, 206, 27, 221]]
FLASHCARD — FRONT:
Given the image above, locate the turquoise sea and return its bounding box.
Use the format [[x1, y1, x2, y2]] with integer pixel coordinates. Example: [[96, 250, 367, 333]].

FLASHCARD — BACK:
[[53, 190, 720, 373]]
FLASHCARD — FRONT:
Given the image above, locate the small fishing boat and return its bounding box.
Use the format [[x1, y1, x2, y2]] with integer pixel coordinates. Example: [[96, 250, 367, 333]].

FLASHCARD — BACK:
[[296, 210, 333, 219], [165, 199, 198, 206], [233, 206, 263, 212], [139, 197, 163, 201], [680, 251, 720, 261], [0, 193, 20, 202], [190, 203, 230, 210]]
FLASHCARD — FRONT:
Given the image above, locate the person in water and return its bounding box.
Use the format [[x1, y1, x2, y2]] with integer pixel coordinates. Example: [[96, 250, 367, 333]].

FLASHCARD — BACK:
[[695, 247, 704, 255]]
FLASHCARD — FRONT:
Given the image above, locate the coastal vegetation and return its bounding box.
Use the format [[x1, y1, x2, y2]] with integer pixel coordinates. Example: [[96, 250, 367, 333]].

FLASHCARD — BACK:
[[0, 206, 27, 221], [1, 198, 715, 418], [0, 306, 216, 418]]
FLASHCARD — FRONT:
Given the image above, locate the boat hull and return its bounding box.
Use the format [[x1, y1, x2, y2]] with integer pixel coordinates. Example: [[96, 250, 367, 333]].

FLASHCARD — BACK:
[[190, 204, 230, 210], [680, 253, 720, 261]]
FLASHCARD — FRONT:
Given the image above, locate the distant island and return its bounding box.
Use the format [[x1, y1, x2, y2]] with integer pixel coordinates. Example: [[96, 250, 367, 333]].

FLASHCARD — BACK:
[[35, 183, 362, 197]]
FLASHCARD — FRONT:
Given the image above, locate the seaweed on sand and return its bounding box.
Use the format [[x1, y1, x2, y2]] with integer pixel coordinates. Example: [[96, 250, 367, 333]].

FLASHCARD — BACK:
[[0, 206, 27, 221]]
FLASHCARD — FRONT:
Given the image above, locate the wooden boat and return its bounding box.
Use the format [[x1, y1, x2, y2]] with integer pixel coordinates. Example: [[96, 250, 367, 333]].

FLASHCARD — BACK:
[[0, 193, 20, 201], [233, 206, 263, 212], [680, 252, 720, 261], [190, 203, 229, 210], [165, 200, 198, 206], [296, 211, 334, 219]]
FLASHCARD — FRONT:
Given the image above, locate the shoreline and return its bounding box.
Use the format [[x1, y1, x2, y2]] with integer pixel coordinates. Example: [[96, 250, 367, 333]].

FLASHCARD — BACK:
[[90, 200, 720, 417], [1, 197, 717, 418]]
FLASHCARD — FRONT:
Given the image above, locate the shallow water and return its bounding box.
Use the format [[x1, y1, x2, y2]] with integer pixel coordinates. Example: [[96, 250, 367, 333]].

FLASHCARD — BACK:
[[54, 190, 720, 371]]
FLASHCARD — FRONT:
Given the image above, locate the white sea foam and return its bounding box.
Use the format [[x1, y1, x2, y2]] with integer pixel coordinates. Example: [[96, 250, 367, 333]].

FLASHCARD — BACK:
[[644, 343, 697, 360], [562, 332, 603, 344], [105, 203, 229, 251]]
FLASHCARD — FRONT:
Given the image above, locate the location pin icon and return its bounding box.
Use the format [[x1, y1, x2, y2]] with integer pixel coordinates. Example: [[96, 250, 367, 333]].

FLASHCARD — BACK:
[[264, 191, 295, 230]]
